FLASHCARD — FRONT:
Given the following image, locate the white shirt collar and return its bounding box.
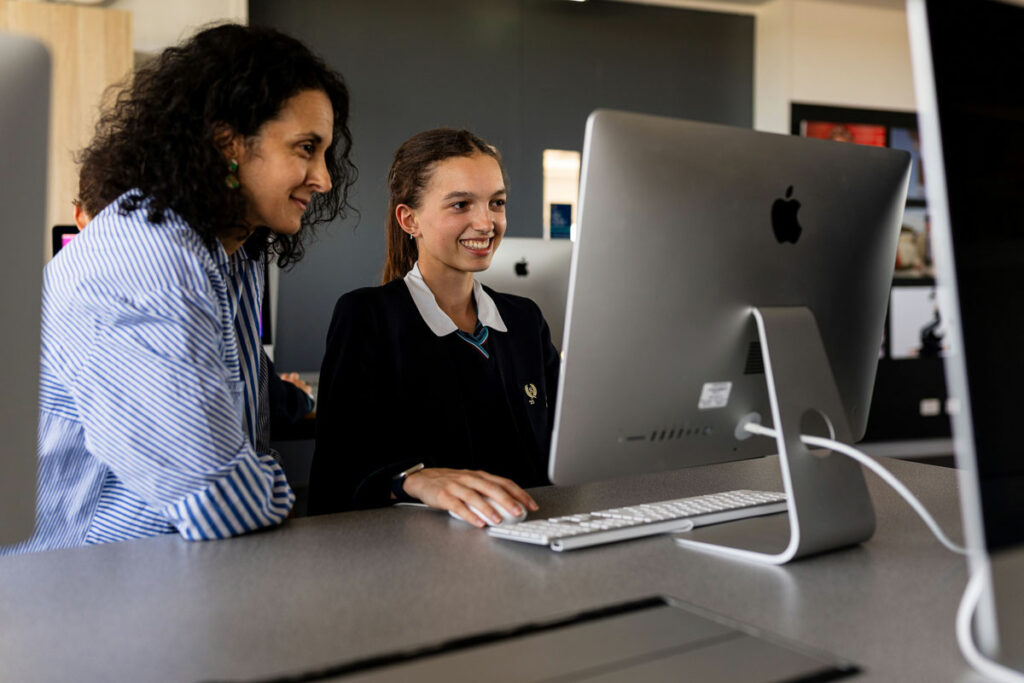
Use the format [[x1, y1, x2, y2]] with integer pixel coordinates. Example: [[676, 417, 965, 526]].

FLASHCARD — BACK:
[[403, 263, 508, 337]]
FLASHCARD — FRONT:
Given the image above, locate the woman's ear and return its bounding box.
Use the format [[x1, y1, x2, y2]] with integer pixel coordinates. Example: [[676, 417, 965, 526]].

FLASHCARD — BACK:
[[212, 122, 242, 160], [73, 202, 89, 230], [395, 204, 418, 238]]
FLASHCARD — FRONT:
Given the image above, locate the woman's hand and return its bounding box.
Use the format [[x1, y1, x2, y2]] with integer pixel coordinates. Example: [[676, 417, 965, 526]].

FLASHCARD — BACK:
[[279, 372, 314, 398], [401, 468, 539, 527]]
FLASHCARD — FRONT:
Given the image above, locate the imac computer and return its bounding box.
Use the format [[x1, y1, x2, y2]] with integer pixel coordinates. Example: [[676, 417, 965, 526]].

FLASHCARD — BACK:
[[549, 109, 911, 564], [0, 33, 49, 547], [476, 237, 573, 351], [908, 0, 1024, 675]]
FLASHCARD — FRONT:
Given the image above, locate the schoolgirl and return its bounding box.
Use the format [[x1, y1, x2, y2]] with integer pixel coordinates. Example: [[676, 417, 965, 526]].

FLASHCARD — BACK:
[[309, 129, 559, 526]]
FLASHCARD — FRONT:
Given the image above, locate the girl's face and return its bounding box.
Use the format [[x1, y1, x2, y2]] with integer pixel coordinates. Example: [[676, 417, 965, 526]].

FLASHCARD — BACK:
[[401, 153, 507, 276], [235, 89, 334, 235]]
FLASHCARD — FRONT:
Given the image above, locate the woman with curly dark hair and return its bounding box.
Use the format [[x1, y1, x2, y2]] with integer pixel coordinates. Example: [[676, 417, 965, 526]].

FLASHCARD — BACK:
[[4, 24, 356, 555]]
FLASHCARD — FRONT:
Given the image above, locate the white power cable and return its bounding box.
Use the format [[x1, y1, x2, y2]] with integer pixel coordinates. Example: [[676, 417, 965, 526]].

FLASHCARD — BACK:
[[957, 569, 1024, 682], [742, 421, 966, 555], [743, 421, 1024, 680]]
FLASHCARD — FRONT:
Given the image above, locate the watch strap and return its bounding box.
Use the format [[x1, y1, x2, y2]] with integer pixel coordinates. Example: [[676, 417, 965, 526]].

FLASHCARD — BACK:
[[390, 462, 425, 503]]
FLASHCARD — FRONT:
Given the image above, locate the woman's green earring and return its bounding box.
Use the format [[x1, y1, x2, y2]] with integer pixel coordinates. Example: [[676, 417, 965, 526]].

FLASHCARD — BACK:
[[225, 159, 240, 189]]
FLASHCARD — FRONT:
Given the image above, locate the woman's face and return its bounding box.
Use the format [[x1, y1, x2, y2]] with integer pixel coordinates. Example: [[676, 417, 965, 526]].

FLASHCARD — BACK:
[[403, 152, 507, 275], [235, 89, 334, 235]]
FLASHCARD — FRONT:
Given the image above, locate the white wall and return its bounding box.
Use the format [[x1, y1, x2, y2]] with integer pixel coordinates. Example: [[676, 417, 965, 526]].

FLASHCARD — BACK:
[[782, 0, 915, 125], [753, 0, 793, 133], [19, 0, 247, 55], [618, 0, 916, 132], [114, 0, 247, 55]]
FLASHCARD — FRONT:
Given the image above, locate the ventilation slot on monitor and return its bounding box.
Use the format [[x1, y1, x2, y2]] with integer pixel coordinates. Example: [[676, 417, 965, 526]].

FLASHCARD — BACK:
[[744, 341, 765, 375], [637, 426, 712, 442]]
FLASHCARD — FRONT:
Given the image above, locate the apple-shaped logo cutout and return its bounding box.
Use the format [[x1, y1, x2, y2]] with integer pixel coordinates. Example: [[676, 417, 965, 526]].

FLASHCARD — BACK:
[[771, 185, 803, 244], [515, 258, 529, 277]]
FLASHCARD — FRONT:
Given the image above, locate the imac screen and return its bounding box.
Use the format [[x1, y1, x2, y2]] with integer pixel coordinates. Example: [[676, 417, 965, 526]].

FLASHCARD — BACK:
[[926, 0, 1024, 552]]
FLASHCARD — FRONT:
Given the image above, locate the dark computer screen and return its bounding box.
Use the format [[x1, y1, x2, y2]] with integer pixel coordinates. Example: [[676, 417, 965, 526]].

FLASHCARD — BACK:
[[928, 0, 1024, 551]]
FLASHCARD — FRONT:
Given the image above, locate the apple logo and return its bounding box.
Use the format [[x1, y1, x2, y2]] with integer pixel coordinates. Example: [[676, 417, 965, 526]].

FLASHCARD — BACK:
[[771, 185, 803, 244], [515, 258, 529, 277]]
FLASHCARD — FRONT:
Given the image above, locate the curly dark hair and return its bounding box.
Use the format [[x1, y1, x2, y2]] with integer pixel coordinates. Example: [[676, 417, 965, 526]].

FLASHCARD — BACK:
[[78, 23, 356, 266], [73, 151, 105, 220]]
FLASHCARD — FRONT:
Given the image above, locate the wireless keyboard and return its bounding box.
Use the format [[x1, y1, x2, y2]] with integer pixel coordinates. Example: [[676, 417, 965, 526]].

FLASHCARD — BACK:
[[487, 489, 787, 551]]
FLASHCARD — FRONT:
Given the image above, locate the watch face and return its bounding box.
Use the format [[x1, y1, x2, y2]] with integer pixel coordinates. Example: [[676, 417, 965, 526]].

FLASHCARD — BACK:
[[400, 463, 425, 478]]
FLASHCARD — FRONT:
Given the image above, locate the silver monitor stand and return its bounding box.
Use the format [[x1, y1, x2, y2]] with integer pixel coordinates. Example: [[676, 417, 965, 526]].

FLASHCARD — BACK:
[[673, 307, 875, 563]]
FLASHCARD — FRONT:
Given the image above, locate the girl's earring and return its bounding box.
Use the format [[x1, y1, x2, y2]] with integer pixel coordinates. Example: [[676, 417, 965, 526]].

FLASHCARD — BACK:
[[225, 159, 240, 189], [409, 232, 415, 240]]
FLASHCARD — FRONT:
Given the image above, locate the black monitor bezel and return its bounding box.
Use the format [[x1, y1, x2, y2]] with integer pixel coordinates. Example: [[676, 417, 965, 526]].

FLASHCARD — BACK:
[[51, 224, 79, 256]]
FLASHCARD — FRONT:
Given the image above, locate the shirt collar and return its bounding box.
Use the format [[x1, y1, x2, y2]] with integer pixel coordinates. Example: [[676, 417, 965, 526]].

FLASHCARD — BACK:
[[211, 240, 232, 271], [403, 262, 508, 337], [213, 240, 254, 276]]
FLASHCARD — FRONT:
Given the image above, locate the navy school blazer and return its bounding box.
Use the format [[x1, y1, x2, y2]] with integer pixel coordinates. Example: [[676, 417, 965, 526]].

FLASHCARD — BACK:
[[308, 279, 560, 515]]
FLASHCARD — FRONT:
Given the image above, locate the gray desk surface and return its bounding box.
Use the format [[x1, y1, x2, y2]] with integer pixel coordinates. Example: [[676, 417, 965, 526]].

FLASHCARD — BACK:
[[0, 456, 983, 682]]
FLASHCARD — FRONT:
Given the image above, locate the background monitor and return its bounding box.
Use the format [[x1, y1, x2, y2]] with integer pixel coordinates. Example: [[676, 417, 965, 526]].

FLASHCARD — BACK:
[[52, 224, 78, 256], [550, 109, 909, 488], [790, 102, 952, 449], [908, 0, 1024, 668], [476, 237, 572, 351], [0, 33, 49, 547]]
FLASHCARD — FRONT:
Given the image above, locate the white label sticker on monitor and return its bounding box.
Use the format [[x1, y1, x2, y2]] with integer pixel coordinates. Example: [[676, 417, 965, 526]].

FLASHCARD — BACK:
[[698, 382, 732, 410], [919, 398, 942, 417]]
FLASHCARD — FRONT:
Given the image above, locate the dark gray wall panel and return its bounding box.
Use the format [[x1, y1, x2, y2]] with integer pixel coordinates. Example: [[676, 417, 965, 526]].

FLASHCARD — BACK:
[[250, 0, 752, 370], [519, 1, 753, 236]]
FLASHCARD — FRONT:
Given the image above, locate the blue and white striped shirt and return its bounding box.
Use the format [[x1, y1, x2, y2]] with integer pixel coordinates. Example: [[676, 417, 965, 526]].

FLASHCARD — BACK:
[[3, 193, 294, 555]]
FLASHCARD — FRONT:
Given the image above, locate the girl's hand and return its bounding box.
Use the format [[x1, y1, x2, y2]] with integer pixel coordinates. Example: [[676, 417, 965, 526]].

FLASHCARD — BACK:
[[402, 468, 539, 527]]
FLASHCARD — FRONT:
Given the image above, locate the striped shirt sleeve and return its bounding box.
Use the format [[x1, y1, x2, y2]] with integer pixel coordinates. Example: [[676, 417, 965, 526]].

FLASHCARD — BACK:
[[70, 281, 293, 540]]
